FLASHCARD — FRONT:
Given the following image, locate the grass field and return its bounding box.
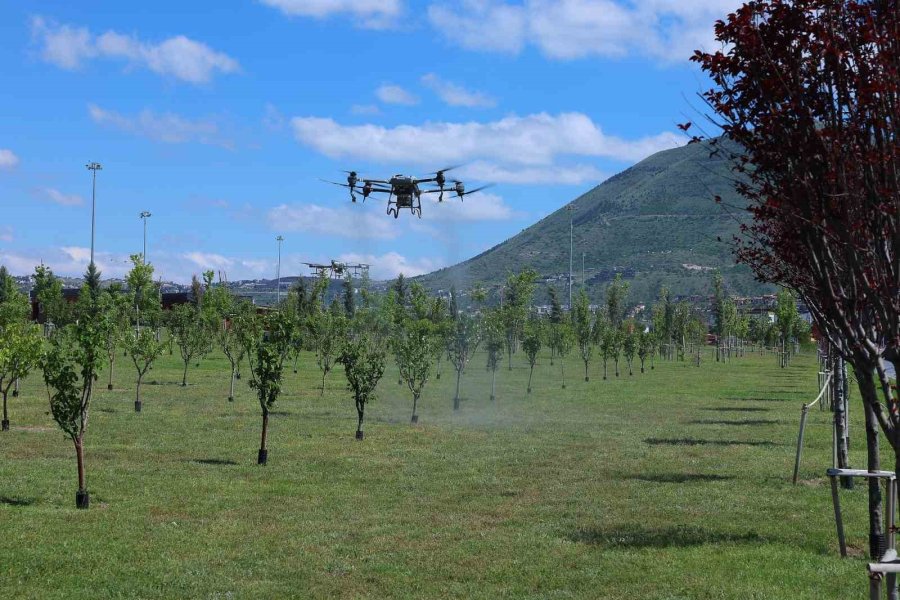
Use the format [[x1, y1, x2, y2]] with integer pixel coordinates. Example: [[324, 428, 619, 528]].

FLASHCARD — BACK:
[[0, 344, 883, 598]]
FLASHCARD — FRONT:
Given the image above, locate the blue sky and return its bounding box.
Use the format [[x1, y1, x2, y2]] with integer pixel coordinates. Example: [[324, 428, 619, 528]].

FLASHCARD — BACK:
[[0, 0, 738, 283]]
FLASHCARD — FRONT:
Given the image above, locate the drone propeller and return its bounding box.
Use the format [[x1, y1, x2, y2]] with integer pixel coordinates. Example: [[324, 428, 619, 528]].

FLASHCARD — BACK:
[[321, 179, 354, 188]]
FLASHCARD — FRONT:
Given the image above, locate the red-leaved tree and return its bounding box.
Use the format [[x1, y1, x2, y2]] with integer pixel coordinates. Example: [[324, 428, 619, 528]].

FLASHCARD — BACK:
[[692, 0, 899, 563]]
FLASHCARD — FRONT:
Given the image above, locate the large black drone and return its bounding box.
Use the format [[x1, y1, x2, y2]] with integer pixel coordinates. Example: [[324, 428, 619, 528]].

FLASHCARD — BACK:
[[303, 260, 369, 279], [323, 167, 492, 218]]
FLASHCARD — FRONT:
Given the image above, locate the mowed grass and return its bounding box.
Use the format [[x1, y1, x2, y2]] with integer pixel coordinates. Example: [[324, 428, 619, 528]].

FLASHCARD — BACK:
[[0, 344, 881, 599]]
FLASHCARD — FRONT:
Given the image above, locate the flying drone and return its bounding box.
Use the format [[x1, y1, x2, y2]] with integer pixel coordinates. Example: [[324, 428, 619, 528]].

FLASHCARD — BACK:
[[303, 261, 369, 279], [322, 166, 492, 218]]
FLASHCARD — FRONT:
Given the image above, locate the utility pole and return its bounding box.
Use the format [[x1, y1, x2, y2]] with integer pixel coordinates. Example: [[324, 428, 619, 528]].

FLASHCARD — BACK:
[[566, 205, 575, 309], [582, 252, 585, 289], [276, 235, 284, 306], [86, 162, 102, 266], [140, 211, 152, 263]]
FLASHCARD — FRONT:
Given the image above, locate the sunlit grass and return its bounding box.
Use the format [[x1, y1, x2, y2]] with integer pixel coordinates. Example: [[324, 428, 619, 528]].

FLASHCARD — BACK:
[[0, 346, 879, 598]]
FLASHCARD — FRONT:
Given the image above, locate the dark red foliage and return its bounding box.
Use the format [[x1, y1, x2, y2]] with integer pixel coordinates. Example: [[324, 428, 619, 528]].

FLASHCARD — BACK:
[[694, 0, 900, 432]]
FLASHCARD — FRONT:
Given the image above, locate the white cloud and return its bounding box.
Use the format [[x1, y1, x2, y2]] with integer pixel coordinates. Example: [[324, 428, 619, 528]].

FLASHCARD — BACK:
[[89, 104, 233, 149], [376, 84, 419, 106], [461, 161, 606, 185], [351, 104, 381, 115], [266, 203, 398, 240], [422, 192, 516, 221], [0, 149, 20, 170], [427, 1, 526, 53], [41, 187, 85, 206], [290, 112, 680, 167], [336, 251, 445, 280], [421, 73, 496, 108], [183, 252, 234, 270], [31, 16, 239, 84], [426, 0, 738, 62], [260, 0, 403, 28]]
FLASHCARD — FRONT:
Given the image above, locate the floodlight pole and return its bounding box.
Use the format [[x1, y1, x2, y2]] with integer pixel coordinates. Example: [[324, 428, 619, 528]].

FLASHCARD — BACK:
[[582, 252, 585, 289], [86, 162, 102, 266], [140, 211, 152, 263], [566, 205, 574, 309], [276, 235, 284, 306]]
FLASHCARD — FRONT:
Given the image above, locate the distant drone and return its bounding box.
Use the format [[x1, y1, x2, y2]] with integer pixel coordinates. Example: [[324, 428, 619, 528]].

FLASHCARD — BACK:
[[303, 260, 369, 279], [322, 166, 492, 218]]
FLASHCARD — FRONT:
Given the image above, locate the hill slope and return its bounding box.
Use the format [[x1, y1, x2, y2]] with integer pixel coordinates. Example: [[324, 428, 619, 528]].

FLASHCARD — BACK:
[[417, 140, 769, 304]]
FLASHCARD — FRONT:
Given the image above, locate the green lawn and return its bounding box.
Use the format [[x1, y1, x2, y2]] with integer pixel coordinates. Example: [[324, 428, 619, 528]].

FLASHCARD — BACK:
[[0, 346, 881, 598]]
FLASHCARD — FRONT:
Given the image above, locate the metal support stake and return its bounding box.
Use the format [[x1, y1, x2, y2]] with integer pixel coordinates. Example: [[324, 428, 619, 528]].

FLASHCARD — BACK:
[[793, 405, 810, 485], [830, 474, 848, 557]]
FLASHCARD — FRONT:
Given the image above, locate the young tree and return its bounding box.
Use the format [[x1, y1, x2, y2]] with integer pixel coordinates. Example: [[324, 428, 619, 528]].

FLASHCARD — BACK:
[[125, 328, 167, 412], [168, 303, 211, 386], [483, 310, 504, 401], [572, 290, 594, 382], [447, 311, 481, 411], [605, 274, 630, 330], [0, 323, 43, 431], [637, 330, 654, 374], [339, 333, 386, 440], [692, 1, 900, 561], [97, 286, 130, 390], [309, 301, 346, 394], [32, 264, 69, 326], [555, 320, 574, 389], [246, 311, 294, 464], [392, 315, 436, 423], [622, 323, 637, 376], [342, 274, 355, 317], [522, 315, 543, 393], [500, 269, 538, 370], [42, 281, 105, 508]]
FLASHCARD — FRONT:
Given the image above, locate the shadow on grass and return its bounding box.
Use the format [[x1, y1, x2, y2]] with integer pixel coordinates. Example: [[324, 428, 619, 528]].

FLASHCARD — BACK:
[[569, 525, 763, 549], [191, 459, 238, 466], [0, 496, 36, 506], [688, 419, 780, 426], [644, 438, 776, 447], [722, 397, 791, 403], [268, 411, 292, 416], [632, 473, 733, 483], [702, 407, 770, 412]]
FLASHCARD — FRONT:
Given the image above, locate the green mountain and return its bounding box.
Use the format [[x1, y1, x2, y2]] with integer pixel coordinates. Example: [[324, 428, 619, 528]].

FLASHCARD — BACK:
[[417, 140, 771, 305]]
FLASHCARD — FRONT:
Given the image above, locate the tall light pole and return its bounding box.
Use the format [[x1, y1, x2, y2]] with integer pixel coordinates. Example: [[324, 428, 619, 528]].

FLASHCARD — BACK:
[[566, 205, 575, 309], [276, 235, 284, 306], [582, 252, 585, 290], [139, 211, 152, 263], [86, 162, 102, 266]]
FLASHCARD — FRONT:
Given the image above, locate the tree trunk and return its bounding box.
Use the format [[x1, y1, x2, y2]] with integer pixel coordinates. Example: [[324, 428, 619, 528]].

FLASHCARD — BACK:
[[454, 369, 462, 411], [640, 357, 645, 374], [507, 347, 513, 371], [527, 365, 534, 393], [182, 361, 189, 387], [833, 356, 852, 489], [258, 410, 269, 465], [356, 402, 365, 440], [2, 390, 9, 431], [561, 362, 566, 389], [75, 434, 88, 509], [321, 370, 327, 396], [858, 375, 886, 560], [602, 360, 607, 381], [229, 367, 236, 402], [135, 376, 142, 412], [615, 359, 620, 377], [108, 356, 115, 390], [490, 368, 496, 401], [411, 392, 419, 423]]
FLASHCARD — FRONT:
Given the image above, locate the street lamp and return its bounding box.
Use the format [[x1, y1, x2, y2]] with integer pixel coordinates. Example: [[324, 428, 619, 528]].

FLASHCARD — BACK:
[[139, 211, 152, 263], [86, 162, 102, 266], [276, 235, 284, 306]]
